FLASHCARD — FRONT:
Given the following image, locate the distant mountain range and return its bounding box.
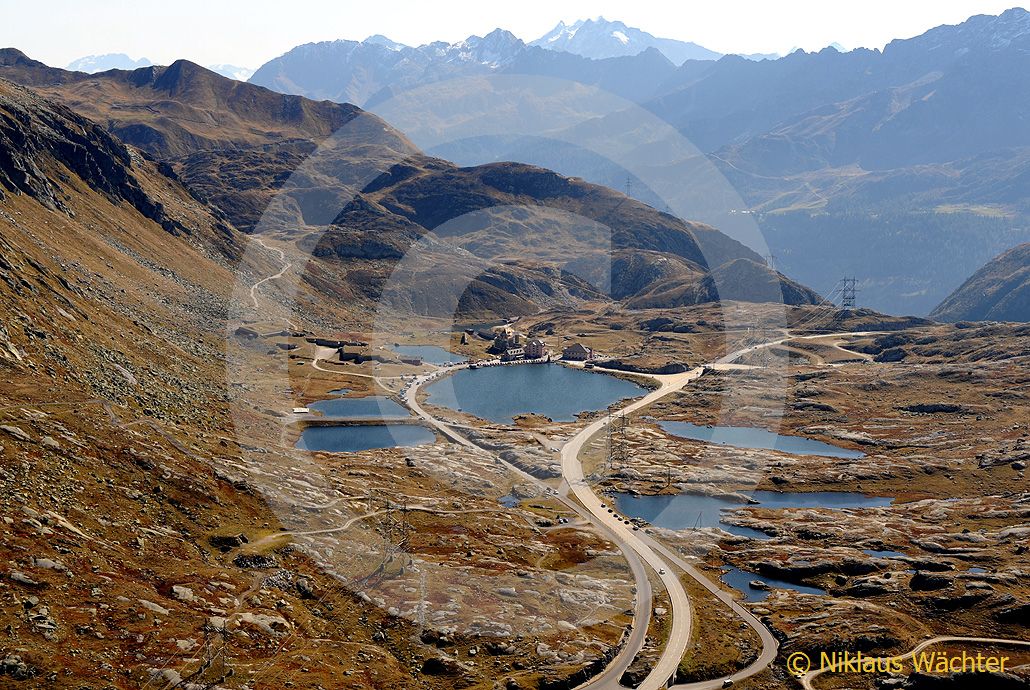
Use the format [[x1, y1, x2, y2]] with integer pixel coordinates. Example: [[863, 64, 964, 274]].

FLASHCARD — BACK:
[[529, 17, 780, 63], [246, 17, 784, 107], [931, 243, 1030, 322], [204, 63, 255, 81], [66, 53, 152, 72], [42, 9, 1030, 317], [247, 8, 1030, 316], [66, 53, 253, 80], [0, 51, 814, 317]]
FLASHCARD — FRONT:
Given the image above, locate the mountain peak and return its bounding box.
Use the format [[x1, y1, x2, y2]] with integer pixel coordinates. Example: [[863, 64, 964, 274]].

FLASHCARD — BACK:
[[0, 48, 45, 68], [886, 5, 1030, 55], [66, 53, 151, 73], [529, 17, 721, 64], [364, 34, 407, 51]]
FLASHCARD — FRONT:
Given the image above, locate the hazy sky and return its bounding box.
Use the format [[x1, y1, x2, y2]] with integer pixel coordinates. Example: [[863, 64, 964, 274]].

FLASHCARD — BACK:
[[2, 0, 1020, 69]]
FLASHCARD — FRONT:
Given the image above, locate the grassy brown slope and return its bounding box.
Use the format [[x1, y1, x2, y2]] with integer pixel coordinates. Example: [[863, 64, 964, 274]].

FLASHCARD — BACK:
[[931, 242, 1030, 322], [0, 52, 805, 318]]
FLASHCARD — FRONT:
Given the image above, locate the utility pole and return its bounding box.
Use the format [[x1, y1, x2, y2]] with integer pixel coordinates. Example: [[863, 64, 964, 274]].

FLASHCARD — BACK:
[[605, 408, 613, 472], [840, 277, 858, 311], [417, 570, 427, 638], [611, 413, 629, 471]]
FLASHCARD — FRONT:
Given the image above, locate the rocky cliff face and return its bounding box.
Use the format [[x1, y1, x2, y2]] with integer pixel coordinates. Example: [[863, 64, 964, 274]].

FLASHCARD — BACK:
[[0, 79, 166, 224], [0, 54, 411, 232]]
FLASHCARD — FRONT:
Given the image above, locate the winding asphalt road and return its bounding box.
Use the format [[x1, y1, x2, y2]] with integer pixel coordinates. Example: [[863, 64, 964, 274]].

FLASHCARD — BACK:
[[396, 331, 1024, 690], [402, 365, 655, 688], [403, 342, 789, 690]]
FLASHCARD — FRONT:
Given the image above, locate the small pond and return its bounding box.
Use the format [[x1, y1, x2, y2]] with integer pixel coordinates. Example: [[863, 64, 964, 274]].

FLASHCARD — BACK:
[[721, 566, 827, 602], [655, 421, 865, 459], [614, 490, 892, 539], [425, 363, 646, 424], [308, 395, 410, 420], [296, 424, 434, 452]]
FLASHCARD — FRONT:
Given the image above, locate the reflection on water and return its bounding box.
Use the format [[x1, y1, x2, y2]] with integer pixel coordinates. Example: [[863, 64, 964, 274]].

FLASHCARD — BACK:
[[425, 363, 645, 423], [296, 424, 434, 452], [309, 396, 409, 419], [862, 549, 905, 558]]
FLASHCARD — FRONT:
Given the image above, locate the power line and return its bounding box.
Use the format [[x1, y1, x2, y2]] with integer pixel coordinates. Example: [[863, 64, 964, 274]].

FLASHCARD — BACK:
[[840, 277, 858, 310]]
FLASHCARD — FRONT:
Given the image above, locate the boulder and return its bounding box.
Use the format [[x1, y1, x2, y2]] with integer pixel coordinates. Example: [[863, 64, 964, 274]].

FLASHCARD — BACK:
[[910, 572, 951, 591], [0, 425, 31, 442], [421, 656, 462, 676], [208, 533, 248, 552]]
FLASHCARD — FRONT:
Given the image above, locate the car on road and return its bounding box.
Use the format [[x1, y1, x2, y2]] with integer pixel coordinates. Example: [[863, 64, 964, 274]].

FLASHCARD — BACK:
[[658, 568, 666, 575]]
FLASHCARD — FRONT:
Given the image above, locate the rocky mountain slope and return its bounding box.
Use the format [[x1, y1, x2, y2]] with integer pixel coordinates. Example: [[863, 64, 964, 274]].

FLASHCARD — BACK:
[[1, 77, 631, 690], [0, 54, 817, 317], [305, 157, 819, 316], [241, 9, 1030, 316], [0, 49, 415, 232], [930, 242, 1030, 322]]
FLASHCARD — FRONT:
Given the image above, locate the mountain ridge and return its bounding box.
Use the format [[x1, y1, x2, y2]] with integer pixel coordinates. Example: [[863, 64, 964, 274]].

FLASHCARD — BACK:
[[930, 242, 1030, 322], [0, 53, 816, 317]]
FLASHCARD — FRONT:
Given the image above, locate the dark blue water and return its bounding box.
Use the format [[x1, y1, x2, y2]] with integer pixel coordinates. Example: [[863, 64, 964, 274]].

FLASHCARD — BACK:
[[656, 421, 865, 459], [863, 549, 905, 558], [614, 491, 892, 539], [296, 424, 434, 452], [721, 567, 826, 602], [309, 396, 409, 420], [392, 345, 466, 365], [424, 363, 646, 423]]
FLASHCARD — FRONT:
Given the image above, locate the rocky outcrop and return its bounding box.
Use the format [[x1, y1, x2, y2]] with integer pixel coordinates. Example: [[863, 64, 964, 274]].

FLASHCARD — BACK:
[[899, 403, 965, 414], [0, 79, 185, 235], [909, 572, 952, 591]]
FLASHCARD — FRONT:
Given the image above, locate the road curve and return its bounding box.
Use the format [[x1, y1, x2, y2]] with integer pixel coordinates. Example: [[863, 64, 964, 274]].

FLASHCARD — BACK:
[[402, 331, 886, 690], [402, 364, 654, 689], [560, 331, 884, 689], [249, 236, 292, 310], [560, 368, 705, 690]]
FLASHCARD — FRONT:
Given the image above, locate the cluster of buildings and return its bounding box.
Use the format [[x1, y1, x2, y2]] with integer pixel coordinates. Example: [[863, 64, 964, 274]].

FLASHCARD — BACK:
[[490, 328, 594, 363]]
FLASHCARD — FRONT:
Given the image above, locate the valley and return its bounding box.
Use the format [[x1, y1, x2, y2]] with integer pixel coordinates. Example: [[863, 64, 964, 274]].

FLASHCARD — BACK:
[[1, 6, 1029, 690]]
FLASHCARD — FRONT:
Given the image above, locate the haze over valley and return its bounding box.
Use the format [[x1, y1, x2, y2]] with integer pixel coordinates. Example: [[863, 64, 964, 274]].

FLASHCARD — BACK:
[[0, 4, 1028, 690]]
